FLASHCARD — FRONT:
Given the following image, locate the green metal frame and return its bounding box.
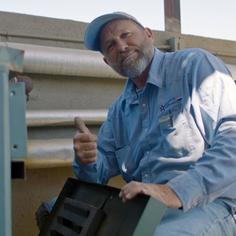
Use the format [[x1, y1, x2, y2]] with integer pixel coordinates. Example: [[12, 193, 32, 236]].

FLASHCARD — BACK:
[[133, 197, 167, 236], [0, 47, 25, 236]]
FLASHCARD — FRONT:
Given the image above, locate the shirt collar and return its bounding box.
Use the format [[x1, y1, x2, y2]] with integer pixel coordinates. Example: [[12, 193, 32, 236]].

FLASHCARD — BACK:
[[123, 48, 165, 101], [147, 48, 165, 88]]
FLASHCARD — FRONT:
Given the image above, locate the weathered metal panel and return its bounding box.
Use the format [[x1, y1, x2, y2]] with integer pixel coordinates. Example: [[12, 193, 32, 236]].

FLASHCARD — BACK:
[[164, 0, 181, 33], [0, 11, 86, 49]]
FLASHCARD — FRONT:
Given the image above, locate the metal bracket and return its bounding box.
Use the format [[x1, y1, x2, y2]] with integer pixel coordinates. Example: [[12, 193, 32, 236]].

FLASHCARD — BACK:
[[9, 82, 27, 159]]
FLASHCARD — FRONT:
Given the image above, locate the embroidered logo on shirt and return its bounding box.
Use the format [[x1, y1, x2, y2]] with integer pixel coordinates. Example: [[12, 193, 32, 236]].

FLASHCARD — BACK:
[[159, 97, 183, 112]]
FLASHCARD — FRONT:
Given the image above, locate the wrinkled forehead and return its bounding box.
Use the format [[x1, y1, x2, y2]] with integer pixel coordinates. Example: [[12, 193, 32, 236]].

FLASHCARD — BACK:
[[99, 19, 143, 46], [101, 19, 143, 35]]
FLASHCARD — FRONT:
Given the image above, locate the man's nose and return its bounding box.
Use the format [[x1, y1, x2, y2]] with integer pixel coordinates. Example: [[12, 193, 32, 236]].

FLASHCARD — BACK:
[[117, 39, 128, 52]]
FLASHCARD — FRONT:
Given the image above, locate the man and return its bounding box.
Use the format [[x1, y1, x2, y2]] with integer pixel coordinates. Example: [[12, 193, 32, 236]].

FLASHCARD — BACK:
[[73, 12, 236, 235]]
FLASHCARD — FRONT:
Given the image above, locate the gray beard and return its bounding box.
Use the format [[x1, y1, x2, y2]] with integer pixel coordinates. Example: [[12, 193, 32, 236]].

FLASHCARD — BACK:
[[110, 46, 154, 79], [116, 56, 150, 78]]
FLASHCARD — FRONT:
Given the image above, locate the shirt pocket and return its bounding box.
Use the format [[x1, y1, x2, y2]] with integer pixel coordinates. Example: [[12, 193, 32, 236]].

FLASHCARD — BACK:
[[159, 107, 193, 158]]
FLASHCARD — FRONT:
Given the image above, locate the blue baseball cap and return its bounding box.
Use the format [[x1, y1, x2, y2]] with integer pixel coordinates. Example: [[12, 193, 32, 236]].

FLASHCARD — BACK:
[[84, 12, 144, 51]]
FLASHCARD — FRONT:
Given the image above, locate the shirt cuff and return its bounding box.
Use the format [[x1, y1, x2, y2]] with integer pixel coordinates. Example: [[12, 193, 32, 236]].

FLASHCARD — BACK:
[[167, 171, 205, 212], [73, 154, 96, 169], [72, 155, 97, 181]]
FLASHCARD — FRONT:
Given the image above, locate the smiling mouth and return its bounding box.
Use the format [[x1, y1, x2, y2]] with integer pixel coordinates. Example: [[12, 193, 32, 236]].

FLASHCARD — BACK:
[[121, 51, 138, 65]]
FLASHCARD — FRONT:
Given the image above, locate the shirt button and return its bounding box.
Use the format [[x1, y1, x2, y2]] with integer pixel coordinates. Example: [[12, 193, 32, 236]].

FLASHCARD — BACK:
[[142, 103, 146, 107], [142, 172, 149, 181]]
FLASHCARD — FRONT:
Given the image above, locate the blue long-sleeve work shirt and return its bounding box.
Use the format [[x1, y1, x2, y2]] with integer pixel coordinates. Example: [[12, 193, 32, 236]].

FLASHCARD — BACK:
[[73, 48, 236, 212]]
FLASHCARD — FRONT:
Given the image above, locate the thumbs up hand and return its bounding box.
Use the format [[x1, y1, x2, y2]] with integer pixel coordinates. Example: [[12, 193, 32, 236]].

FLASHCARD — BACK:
[[73, 117, 97, 164]]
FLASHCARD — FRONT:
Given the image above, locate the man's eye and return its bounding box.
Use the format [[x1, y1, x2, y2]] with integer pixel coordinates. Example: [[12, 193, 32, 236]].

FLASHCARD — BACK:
[[122, 32, 131, 38], [107, 43, 114, 50]]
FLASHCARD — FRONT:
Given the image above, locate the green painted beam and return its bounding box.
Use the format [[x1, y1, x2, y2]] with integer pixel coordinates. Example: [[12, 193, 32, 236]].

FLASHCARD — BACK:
[[133, 198, 167, 236], [0, 47, 24, 236]]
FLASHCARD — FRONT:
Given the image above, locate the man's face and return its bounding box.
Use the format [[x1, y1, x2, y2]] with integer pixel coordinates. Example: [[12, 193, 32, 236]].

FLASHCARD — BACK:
[[100, 19, 154, 78]]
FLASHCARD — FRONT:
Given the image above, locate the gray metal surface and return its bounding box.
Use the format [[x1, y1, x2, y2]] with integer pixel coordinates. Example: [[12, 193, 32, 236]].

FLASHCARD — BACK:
[[0, 11, 86, 49], [0, 42, 124, 79]]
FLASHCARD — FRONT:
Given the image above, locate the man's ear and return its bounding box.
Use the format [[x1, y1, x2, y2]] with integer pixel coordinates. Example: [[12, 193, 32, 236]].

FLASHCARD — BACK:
[[144, 27, 154, 40]]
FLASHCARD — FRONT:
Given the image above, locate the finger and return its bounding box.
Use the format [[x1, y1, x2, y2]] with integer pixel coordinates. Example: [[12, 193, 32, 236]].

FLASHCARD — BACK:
[[74, 133, 97, 142], [79, 142, 97, 151], [79, 155, 97, 164], [81, 150, 97, 159], [119, 182, 144, 202], [73, 136, 96, 150], [119, 191, 127, 203], [119, 186, 132, 202], [74, 117, 91, 134], [119, 189, 126, 199]]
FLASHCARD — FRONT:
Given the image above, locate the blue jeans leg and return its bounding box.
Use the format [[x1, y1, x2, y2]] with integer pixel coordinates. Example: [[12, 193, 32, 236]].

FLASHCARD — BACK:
[[154, 200, 236, 236]]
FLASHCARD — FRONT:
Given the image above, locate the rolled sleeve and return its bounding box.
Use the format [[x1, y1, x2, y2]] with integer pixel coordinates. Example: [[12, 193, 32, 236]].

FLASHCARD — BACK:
[[167, 171, 205, 211]]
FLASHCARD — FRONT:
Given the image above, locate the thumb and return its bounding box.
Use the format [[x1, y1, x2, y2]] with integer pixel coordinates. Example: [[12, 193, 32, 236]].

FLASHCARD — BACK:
[[74, 117, 91, 134]]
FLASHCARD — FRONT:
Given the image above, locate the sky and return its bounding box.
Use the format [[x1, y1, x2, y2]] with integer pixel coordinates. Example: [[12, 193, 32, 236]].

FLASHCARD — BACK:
[[1, 0, 236, 41]]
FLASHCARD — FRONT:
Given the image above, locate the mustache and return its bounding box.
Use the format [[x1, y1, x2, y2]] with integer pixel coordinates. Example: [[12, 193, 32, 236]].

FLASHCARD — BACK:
[[119, 49, 140, 64]]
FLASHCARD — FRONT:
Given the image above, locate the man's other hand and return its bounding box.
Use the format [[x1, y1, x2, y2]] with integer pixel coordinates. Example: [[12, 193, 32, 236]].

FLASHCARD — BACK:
[[119, 181, 182, 208]]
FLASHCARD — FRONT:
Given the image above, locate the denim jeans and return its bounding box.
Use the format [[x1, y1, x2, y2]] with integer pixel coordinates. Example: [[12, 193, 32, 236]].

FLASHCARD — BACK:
[[154, 200, 236, 236]]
